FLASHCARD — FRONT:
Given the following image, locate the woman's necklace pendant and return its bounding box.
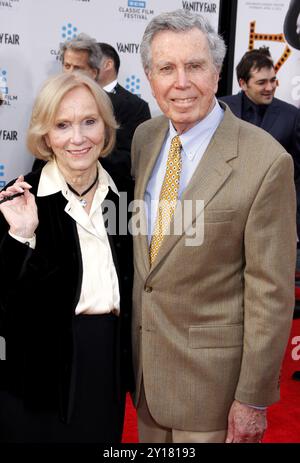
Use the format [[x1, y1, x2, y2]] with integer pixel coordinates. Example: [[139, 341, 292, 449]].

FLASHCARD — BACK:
[[67, 171, 98, 209], [80, 198, 88, 208]]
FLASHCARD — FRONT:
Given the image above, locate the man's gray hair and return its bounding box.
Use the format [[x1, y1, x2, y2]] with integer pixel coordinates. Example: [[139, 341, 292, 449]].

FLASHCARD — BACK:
[[59, 32, 103, 70], [140, 9, 226, 74]]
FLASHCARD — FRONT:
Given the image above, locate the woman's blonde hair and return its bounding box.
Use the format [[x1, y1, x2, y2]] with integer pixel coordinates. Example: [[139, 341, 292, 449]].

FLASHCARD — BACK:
[[27, 72, 117, 160]]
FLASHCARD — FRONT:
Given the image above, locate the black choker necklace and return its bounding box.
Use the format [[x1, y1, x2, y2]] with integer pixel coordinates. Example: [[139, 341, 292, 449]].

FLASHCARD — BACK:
[[67, 171, 98, 208]]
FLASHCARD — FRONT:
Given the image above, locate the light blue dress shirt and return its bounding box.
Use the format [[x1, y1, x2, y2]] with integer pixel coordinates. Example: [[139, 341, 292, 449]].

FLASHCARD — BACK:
[[145, 100, 224, 242]]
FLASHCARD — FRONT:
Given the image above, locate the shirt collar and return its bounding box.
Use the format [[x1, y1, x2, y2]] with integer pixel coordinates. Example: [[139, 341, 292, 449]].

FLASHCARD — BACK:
[[168, 98, 224, 161], [103, 79, 118, 93], [37, 158, 119, 199]]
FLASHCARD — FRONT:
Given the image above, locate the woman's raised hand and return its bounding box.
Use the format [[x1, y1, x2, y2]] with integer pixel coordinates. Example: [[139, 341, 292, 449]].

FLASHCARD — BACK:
[[0, 175, 39, 238]]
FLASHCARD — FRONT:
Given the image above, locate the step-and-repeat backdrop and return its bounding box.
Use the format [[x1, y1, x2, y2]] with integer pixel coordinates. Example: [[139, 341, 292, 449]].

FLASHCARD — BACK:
[[232, 0, 300, 106], [0, 0, 221, 187]]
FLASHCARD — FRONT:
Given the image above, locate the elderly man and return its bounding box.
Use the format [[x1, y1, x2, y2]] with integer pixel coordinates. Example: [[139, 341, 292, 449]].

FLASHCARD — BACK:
[[131, 9, 296, 443]]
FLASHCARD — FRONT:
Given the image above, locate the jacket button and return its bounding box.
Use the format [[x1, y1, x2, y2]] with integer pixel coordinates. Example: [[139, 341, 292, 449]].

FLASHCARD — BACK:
[[144, 285, 152, 293]]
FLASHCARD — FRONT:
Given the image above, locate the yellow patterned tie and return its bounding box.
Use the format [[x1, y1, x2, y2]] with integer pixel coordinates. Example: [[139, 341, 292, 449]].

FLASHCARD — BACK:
[[149, 135, 182, 265]]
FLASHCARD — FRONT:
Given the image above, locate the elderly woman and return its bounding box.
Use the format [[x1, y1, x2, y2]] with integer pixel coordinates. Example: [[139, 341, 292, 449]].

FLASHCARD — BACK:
[[0, 72, 133, 443]]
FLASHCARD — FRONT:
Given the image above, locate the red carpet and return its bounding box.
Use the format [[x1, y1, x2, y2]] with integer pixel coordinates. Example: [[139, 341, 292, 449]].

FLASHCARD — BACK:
[[263, 318, 300, 442], [122, 319, 300, 443]]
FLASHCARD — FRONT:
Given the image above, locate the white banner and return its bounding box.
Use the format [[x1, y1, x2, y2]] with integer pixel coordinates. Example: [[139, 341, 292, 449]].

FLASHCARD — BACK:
[[0, 0, 221, 187], [233, 0, 300, 105]]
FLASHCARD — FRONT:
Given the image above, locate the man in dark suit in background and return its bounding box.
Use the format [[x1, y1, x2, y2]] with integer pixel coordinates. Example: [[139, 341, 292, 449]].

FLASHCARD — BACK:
[[97, 42, 151, 178], [220, 47, 300, 236]]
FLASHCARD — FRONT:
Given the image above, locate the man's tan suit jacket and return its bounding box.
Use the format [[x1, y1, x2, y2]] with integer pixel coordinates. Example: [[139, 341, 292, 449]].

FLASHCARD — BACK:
[[131, 105, 297, 432]]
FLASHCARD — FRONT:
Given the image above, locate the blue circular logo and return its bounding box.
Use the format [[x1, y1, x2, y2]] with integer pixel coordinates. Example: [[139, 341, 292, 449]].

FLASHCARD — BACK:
[[61, 23, 78, 40], [125, 75, 142, 95]]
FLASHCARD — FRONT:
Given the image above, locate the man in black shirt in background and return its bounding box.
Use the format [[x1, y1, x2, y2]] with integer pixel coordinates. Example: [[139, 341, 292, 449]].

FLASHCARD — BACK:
[[220, 47, 300, 238]]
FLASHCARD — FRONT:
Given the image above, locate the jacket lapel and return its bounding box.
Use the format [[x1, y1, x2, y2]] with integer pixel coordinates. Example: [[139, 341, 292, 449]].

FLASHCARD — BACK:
[[134, 117, 169, 203]]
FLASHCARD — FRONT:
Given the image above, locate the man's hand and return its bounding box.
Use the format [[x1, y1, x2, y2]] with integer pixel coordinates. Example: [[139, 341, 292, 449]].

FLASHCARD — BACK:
[[225, 400, 267, 443]]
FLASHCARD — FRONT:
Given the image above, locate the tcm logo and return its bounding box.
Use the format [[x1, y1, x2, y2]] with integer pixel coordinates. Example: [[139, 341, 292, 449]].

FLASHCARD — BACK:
[[292, 336, 300, 361], [0, 164, 5, 188], [128, 0, 146, 7], [125, 75, 142, 96], [119, 0, 154, 20], [61, 23, 78, 41], [0, 69, 8, 95]]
